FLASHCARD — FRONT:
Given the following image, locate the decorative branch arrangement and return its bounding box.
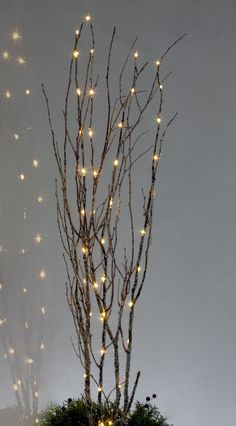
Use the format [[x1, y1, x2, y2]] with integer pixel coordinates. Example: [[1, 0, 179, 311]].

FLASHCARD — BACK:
[[43, 15, 184, 422]]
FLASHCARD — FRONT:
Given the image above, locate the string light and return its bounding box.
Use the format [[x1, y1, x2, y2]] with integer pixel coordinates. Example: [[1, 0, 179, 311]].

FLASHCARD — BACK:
[[134, 50, 139, 58], [13, 384, 18, 391], [17, 56, 26, 65], [156, 114, 161, 124], [93, 169, 98, 178], [88, 88, 95, 97], [88, 128, 94, 137], [40, 342, 45, 350], [22, 287, 27, 293], [25, 357, 34, 364], [101, 275, 106, 283], [34, 233, 42, 244], [76, 88, 81, 96], [11, 30, 21, 41], [25, 321, 29, 329], [37, 196, 43, 203], [81, 167, 87, 176], [128, 300, 134, 308], [117, 122, 123, 128], [25, 89, 31, 95], [13, 133, 19, 141], [109, 198, 113, 208], [23, 208, 27, 219], [93, 282, 98, 289], [156, 60, 161, 66], [35, 418, 39, 424], [108, 421, 113, 426], [81, 245, 88, 254], [8, 348, 15, 355], [32, 159, 39, 168], [100, 311, 106, 321], [35, 391, 39, 398], [85, 15, 92, 22], [20, 248, 26, 254], [2, 51, 10, 61], [5, 90, 11, 99], [0, 318, 6, 326], [97, 385, 102, 392], [39, 269, 46, 280], [101, 238, 105, 245], [100, 348, 106, 355], [75, 29, 80, 36], [137, 265, 142, 273], [40, 306, 45, 315], [90, 48, 94, 54], [17, 380, 21, 386], [81, 208, 86, 216], [140, 229, 146, 236], [19, 173, 26, 181], [153, 154, 159, 161], [73, 50, 80, 59], [130, 87, 135, 95], [113, 159, 119, 167]]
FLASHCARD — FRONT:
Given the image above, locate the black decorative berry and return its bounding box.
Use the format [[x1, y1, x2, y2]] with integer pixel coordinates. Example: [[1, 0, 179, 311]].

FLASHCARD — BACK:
[[145, 404, 149, 409], [152, 394, 157, 399], [67, 398, 72, 403], [61, 406, 66, 411], [146, 396, 150, 401]]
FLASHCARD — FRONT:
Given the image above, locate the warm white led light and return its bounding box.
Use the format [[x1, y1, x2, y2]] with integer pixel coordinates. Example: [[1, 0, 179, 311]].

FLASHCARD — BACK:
[[39, 269, 46, 280], [88, 88, 95, 96], [85, 15, 92, 22], [19, 173, 25, 181], [13, 133, 19, 140], [34, 233, 42, 244], [88, 128, 94, 137], [32, 159, 39, 168], [5, 90, 11, 99], [73, 50, 80, 59], [17, 56, 26, 65], [11, 30, 21, 41]]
